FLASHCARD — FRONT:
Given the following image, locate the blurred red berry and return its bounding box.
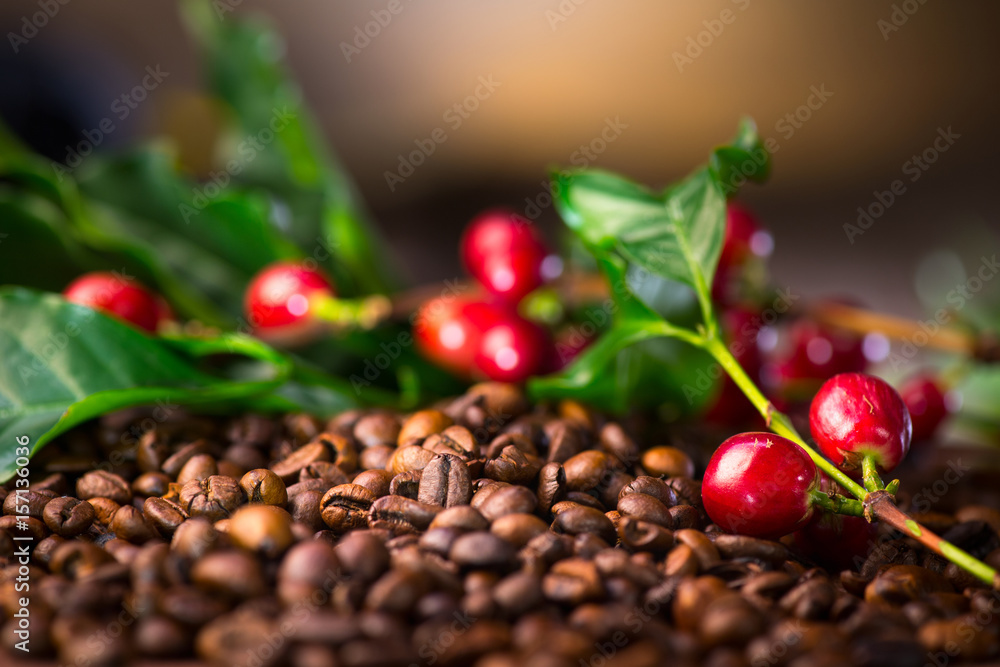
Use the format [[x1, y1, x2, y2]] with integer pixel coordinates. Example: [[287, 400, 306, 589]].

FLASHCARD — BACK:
[[244, 262, 335, 345], [414, 295, 499, 376], [705, 307, 763, 425], [474, 309, 552, 383], [64, 271, 167, 332], [900, 375, 948, 441], [461, 209, 549, 303]]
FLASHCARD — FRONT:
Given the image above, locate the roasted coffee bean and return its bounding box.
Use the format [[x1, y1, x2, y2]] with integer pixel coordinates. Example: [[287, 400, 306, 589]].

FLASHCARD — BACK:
[[137, 430, 171, 473], [162, 440, 210, 478], [483, 444, 542, 485], [669, 504, 700, 530], [490, 513, 549, 548], [552, 505, 617, 545], [665, 476, 703, 510], [0, 515, 48, 541], [351, 469, 394, 498], [320, 484, 376, 533], [313, 431, 359, 474], [229, 505, 294, 558], [3, 488, 56, 519], [42, 497, 95, 537], [277, 540, 341, 605], [665, 544, 700, 577], [76, 471, 131, 504], [398, 409, 453, 444], [713, 534, 788, 564], [699, 594, 765, 648], [178, 475, 245, 522], [619, 475, 678, 507], [599, 422, 639, 467], [288, 490, 324, 531], [617, 492, 674, 528], [422, 425, 480, 460], [196, 611, 280, 666], [359, 445, 394, 471], [240, 469, 288, 505], [177, 454, 218, 484], [353, 412, 401, 448], [389, 470, 423, 499], [536, 461, 567, 515], [271, 441, 330, 481], [418, 453, 472, 507], [493, 572, 544, 617], [672, 576, 729, 632], [742, 571, 797, 599], [387, 445, 436, 475], [368, 495, 440, 534], [618, 517, 674, 554], [563, 451, 612, 492], [542, 558, 604, 604], [478, 484, 538, 522], [111, 505, 158, 543], [865, 565, 952, 605], [641, 446, 695, 478], [298, 461, 349, 486], [429, 506, 489, 532], [171, 518, 222, 561], [191, 550, 267, 599], [132, 472, 172, 497], [780, 578, 836, 619], [545, 420, 586, 463], [450, 532, 516, 569], [675, 529, 721, 570], [485, 433, 537, 460], [335, 531, 390, 582]]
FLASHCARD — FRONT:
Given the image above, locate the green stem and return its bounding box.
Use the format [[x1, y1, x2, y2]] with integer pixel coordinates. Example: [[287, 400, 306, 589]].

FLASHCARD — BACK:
[[861, 455, 885, 493], [700, 336, 869, 500], [312, 294, 390, 329], [808, 490, 866, 518]]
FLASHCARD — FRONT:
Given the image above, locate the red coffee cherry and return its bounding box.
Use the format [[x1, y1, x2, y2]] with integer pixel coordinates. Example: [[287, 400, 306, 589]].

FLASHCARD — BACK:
[[413, 296, 499, 377], [460, 209, 549, 303], [64, 271, 169, 332], [899, 374, 948, 441], [473, 308, 552, 383], [809, 372, 912, 475], [702, 432, 819, 539], [244, 262, 335, 345]]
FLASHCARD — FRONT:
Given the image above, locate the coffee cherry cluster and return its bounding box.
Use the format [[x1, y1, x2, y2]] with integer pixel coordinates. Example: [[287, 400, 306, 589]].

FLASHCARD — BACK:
[[415, 210, 556, 382], [703, 372, 912, 543]]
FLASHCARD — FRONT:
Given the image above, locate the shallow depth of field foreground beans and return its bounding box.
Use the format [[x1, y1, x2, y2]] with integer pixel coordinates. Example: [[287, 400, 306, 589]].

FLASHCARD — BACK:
[[2, 383, 1000, 666]]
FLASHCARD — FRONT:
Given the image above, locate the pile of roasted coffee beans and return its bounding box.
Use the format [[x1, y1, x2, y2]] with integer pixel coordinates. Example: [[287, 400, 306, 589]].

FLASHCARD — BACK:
[[2, 382, 1000, 666]]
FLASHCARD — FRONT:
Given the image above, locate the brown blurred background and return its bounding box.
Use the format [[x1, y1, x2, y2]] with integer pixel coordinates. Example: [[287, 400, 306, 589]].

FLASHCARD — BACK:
[[2, 0, 999, 315]]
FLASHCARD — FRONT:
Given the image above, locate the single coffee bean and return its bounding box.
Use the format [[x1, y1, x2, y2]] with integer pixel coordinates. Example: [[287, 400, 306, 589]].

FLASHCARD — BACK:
[[665, 544, 700, 577], [398, 409, 453, 444], [484, 445, 541, 485], [422, 425, 480, 461], [619, 476, 679, 507], [298, 461, 349, 487], [286, 479, 333, 501], [228, 505, 294, 558], [542, 558, 604, 605], [288, 490, 324, 531], [699, 594, 765, 648], [351, 469, 394, 498], [389, 470, 423, 499], [335, 531, 390, 583], [672, 576, 729, 632], [741, 571, 797, 599], [223, 444, 268, 474], [111, 505, 158, 543], [177, 454, 218, 485], [617, 517, 674, 554], [277, 540, 342, 606], [478, 485, 538, 522], [134, 615, 190, 658], [493, 572, 544, 617], [161, 440, 210, 478], [171, 518, 222, 561], [536, 461, 567, 516], [42, 497, 95, 537], [136, 430, 171, 473], [87, 497, 122, 529], [314, 432, 359, 474], [191, 550, 267, 599], [284, 413, 325, 443], [159, 586, 229, 627], [665, 476, 703, 511], [368, 495, 440, 534], [617, 493, 674, 529], [428, 506, 489, 532], [196, 611, 280, 666], [562, 451, 611, 493], [360, 445, 395, 470], [865, 565, 952, 605], [675, 529, 721, 570], [418, 454, 472, 508], [142, 498, 188, 537], [780, 578, 836, 620], [599, 423, 640, 467], [713, 534, 789, 564], [485, 433, 537, 460], [669, 505, 700, 530], [387, 446, 436, 476], [271, 441, 330, 482], [50, 541, 115, 580], [354, 412, 401, 448], [0, 515, 48, 541], [4, 489, 56, 520], [178, 475, 245, 522], [132, 472, 172, 498], [490, 513, 549, 548], [551, 505, 616, 545], [320, 484, 376, 533], [240, 469, 288, 506], [545, 420, 586, 464], [641, 446, 695, 478], [76, 471, 132, 505], [449, 531, 517, 569]]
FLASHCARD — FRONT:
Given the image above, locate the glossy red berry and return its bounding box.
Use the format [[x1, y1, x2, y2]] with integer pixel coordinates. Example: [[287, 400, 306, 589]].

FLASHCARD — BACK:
[[793, 512, 877, 572], [900, 375, 948, 441], [711, 203, 772, 304], [413, 296, 498, 376], [474, 309, 552, 383], [809, 373, 912, 475], [461, 210, 549, 303], [244, 262, 335, 345], [63, 272, 167, 332], [702, 432, 819, 539]]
